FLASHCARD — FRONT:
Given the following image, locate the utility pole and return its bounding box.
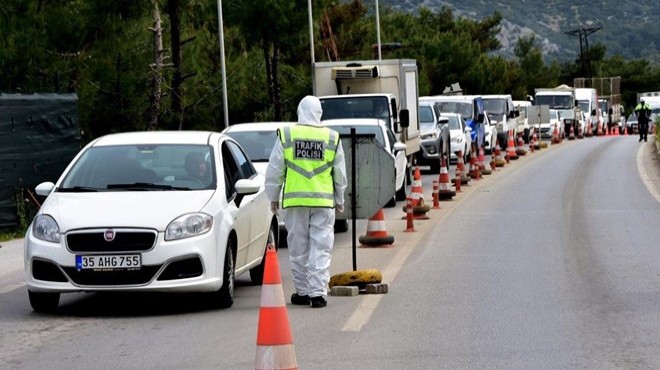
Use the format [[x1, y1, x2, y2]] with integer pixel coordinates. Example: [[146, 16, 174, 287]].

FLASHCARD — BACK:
[[565, 26, 601, 77]]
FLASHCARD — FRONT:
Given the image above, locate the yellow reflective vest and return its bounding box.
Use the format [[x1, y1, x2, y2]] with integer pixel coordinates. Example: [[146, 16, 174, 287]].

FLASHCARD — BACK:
[[279, 124, 339, 208]]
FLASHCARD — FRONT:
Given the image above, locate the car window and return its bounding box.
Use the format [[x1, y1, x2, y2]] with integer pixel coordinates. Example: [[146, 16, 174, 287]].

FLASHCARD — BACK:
[[436, 101, 473, 120], [221, 143, 241, 199], [226, 140, 256, 180], [419, 105, 436, 130], [59, 144, 215, 191], [446, 115, 461, 130], [225, 130, 279, 162]]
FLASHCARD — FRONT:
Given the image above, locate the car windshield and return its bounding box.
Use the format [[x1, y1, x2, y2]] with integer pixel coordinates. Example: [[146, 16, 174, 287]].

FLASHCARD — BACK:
[[59, 144, 215, 191], [225, 130, 278, 162], [320, 96, 390, 121], [419, 105, 437, 131], [577, 101, 590, 114], [326, 125, 386, 148], [628, 114, 638, 122], [535, 95, 573, 109], [435, 101, 473, 120], [482, 99, 506, 115]]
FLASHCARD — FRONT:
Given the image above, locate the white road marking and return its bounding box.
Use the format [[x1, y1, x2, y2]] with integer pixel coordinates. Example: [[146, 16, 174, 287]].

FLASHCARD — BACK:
[[0, 282, 26, 294], [637, 144, 660, 202]]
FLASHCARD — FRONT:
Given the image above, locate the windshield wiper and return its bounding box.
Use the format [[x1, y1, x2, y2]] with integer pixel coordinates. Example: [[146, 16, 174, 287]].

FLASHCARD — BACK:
[[106, 183, 191, 191], [58, 186, 102, 192]]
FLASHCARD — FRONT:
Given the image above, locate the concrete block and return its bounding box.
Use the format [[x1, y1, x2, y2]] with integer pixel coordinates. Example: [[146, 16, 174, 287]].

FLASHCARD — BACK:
[[365, 283, 388, 294], [330, 286, 359, 296]]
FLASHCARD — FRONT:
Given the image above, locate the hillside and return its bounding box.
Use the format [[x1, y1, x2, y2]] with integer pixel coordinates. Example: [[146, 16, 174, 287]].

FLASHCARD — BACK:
[[383, 0, 660, 63]]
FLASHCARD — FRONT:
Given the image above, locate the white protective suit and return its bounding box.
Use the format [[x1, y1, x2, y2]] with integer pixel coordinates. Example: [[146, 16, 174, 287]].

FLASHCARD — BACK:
[[265, 96, 348, 298]]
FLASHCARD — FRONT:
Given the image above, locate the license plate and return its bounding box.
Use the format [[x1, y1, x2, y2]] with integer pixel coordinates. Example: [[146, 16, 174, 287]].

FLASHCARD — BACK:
[[75, 254, 141, 270]]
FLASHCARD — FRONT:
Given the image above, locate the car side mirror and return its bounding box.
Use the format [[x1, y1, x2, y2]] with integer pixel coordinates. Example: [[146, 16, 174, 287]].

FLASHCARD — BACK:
[[393, 142, 406, 153], [399, 109, 409, 129], [465, 127, 472, 133], [234, 178, 260, 207]]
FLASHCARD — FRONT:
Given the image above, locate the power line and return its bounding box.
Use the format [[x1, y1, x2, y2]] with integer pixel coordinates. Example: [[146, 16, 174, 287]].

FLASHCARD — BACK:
[[565, 26, 601, 77]]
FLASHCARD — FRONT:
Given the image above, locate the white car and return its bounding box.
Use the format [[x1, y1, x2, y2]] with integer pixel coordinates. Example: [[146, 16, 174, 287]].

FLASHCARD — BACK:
[[221, 122, 294, 240], [322, 118, 408, 207], [24, 131, 277, 312], [440, 112, 471, 163], [537, 109, 563, 139]]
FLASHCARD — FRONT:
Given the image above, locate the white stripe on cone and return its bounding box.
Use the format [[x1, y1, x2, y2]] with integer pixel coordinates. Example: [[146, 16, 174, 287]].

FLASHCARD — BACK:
[[255, 344, 298, 370], [367, 220, 387, 232], [260, 284, 286, 308]]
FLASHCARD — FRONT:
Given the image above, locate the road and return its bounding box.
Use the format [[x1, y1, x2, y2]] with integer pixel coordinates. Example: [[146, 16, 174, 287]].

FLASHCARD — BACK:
[[1, 137, 659, 369]]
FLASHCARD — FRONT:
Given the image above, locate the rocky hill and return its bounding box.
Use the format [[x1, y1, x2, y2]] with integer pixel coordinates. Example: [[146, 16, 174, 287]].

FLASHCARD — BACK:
[[382, 0, 660, 62]]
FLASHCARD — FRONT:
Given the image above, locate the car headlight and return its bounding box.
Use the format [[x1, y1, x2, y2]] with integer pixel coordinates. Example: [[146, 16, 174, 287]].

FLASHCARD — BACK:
[[165, 213, 213, 241], [32, 214, 61, 243], [421, 132, 439, 141], [451, 136, 461, 144]]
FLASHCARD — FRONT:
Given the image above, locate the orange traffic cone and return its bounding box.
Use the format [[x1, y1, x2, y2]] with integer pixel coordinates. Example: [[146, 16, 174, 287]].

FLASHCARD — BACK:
[[402, 165, 430, 220], [585, 121, 593, 137], [455, 150, 471, 184], [410, 165, 424, 207], [404, 197, 415, 232], [568, 125, 575, 140], [432, 180, 441, 209], [255, 245, 298, 370], [359, 209, 394, 248], [515, 133, 527, 157], [596, 119, 604, 136], [493, 139, 506, 167], [437, 155, 456, 200], [469, 147, 481, 180], [477, 146, 492, 174], [507, 130, 519, 160], [577, 122, 584, 139], [551, 124, 560, 144]]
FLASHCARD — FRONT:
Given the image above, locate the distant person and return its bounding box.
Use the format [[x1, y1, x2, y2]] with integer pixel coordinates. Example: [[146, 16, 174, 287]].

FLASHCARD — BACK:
[[265, 95, 347, 308], [635, 99, 652, 142]]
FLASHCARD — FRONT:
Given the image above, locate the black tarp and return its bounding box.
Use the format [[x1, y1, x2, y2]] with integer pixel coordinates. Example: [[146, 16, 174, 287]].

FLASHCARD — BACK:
[[0, 93, 81, 228]]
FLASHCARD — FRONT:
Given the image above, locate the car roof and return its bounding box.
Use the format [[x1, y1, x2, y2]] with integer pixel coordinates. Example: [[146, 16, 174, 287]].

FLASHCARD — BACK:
[[222, 121, 294, 133], [91, 131, 220, 147], [322, 118, 385, 127], [481, 94, 512, 99], [421, 95, 481, 102]]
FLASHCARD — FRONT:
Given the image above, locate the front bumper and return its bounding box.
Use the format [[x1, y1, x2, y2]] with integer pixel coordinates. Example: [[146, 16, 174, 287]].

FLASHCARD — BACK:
[[25, 227, 225, 293]]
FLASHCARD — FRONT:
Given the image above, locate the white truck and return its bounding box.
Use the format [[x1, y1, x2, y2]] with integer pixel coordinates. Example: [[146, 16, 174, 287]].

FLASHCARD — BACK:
[[312, 59, 420, 164], [574, 87, 598, 135], [481, 94, 521, 148], [534, 85, 581, 138]]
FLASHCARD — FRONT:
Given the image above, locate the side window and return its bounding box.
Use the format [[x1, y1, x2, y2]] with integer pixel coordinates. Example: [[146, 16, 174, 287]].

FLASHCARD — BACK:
[[226, 141, 256, 179], [221, 143, 240, 199]]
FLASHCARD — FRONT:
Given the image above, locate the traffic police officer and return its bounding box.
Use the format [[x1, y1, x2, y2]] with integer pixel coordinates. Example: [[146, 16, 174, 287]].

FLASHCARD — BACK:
[[265, 95, 347, 308], [635, 99, 652, 142]]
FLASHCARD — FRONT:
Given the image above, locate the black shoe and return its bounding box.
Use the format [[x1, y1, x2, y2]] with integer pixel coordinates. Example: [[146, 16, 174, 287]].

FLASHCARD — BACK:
[[291, 293, 310, 306], [310, 296, 327, 308], [639, 138, 643, 142], [645, 139, 648, 142]]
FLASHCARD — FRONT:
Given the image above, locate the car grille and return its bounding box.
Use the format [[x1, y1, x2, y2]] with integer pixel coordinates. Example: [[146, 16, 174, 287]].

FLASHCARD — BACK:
[[67, 229, 157, 253], [62, 265, 163, 286]]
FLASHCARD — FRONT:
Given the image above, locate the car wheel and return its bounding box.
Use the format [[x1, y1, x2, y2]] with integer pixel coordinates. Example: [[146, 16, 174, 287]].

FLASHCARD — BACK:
[[28, 290, 60, 313], [214, 242, 235, 308], [250, 223, 277, 285]]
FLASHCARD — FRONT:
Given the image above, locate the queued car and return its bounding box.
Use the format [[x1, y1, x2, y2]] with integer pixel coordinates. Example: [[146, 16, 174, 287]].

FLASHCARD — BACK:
[[417, 99, 451, 173], [441, 112, 471, 163], [424, 95, 497, 154], [538, 109, 564, 139], [322, 118, 408, 208], [24, 131, 278, 312], [221, 122, 294, 240]]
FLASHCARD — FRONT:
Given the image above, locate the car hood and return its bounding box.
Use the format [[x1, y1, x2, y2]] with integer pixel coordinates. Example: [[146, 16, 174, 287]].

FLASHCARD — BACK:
[[39, 191, 217, 231]]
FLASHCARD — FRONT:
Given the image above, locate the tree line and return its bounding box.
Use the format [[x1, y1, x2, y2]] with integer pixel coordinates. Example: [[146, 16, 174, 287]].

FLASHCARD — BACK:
[[1, 0, 659, 143]]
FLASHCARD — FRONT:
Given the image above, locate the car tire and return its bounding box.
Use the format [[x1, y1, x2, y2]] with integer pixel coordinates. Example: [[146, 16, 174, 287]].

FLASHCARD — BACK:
[[213, 242, 235, 308], [250, 223, 277, 285], [28, 290, 60, 313]]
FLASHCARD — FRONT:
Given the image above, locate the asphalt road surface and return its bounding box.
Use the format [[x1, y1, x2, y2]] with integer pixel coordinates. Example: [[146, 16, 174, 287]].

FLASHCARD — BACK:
[[1, 136, 659, 369]]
